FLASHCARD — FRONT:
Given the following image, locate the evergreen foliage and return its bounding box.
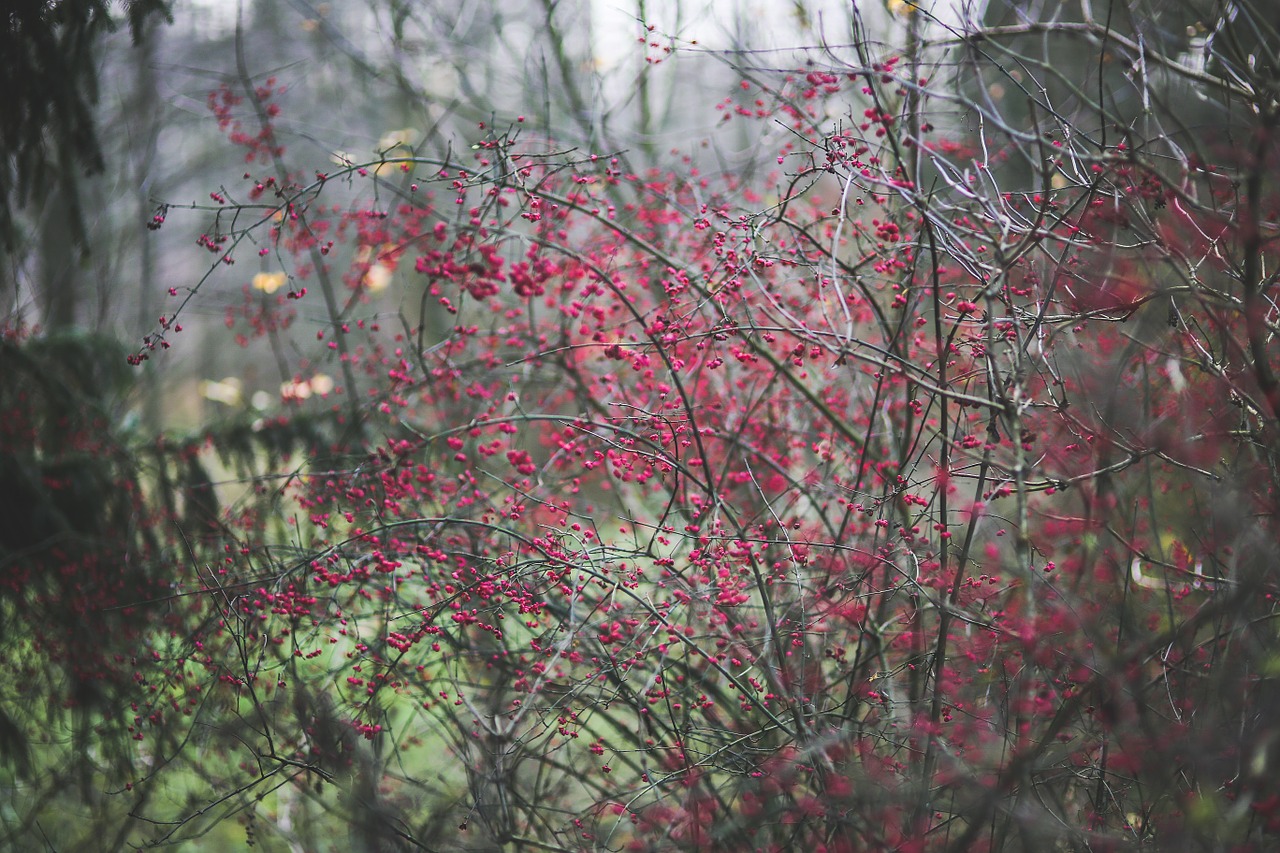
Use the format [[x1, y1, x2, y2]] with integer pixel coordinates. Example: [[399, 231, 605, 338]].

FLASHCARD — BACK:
[[0, 0, 171, 250]]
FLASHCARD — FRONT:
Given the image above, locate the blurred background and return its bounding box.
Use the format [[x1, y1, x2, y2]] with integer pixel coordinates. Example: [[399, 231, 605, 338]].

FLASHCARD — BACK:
[[1, 0, 923, 430]]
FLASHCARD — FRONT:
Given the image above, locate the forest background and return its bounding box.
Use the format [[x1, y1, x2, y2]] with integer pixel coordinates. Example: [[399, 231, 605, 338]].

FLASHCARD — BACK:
[[3, 1, 1280, 851]]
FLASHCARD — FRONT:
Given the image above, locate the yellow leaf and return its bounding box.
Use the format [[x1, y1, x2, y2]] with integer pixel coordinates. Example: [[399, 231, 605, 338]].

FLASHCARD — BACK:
[[252, 272, 286, 294], [310, 374, 334, 395], [376, 128, 420, 153], [199, 377, 242, 406], [363, 263, 392, 292]]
